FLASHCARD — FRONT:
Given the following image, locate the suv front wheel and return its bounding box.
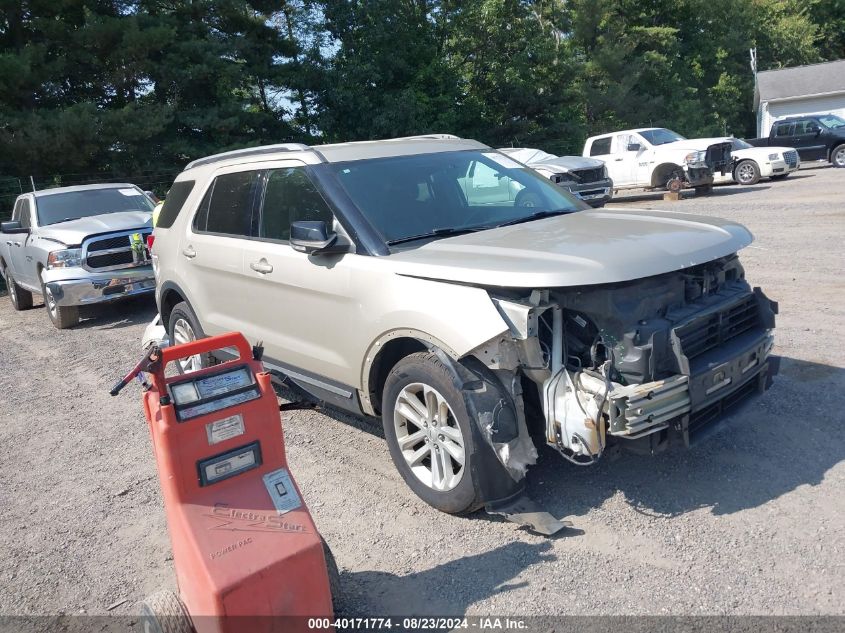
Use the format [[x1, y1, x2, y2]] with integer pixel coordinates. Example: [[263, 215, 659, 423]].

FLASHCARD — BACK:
[[382, 352, 482, 514], [168, 301, 211, 373]]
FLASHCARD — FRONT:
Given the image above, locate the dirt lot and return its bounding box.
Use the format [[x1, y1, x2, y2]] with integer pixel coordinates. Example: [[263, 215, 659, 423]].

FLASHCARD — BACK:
[[0, 165, 843, 621]]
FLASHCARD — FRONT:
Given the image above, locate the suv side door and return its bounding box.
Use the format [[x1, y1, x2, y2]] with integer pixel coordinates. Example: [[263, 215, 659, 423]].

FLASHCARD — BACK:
[[237, 161, 360, 386], [787, 118, 827, 161], [179, 166, 261, 336]]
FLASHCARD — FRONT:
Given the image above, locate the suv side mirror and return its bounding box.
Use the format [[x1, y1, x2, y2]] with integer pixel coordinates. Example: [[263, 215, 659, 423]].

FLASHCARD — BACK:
[[627, 143, 641, 152], [1, 220, 28, 234], [290, 220, 341, 254]]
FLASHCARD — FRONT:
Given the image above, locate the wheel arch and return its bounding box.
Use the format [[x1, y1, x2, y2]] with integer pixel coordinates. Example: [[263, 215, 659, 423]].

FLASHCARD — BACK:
[[651, 162, 682, 188], [158, 281, 193, 329], [361, 330, 461, 416]]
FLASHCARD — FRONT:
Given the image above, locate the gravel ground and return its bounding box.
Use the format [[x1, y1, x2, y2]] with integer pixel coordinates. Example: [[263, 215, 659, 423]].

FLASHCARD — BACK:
[[0, 165, 842, 621]]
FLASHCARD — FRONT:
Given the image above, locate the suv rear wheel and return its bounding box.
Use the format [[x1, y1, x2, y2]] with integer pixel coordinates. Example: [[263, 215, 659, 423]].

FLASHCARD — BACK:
[[168, 301, 211, 373], [382, 352, 482, 514]]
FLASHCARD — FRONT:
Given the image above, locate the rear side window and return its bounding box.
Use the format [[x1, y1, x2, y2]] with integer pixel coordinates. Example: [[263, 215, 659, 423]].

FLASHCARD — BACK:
[[590, 137, 612, 156], [259, 168, 333, 241], [156, 180, 195, 229], [194, 171, 260, 236], [774, 122, 794, 137]]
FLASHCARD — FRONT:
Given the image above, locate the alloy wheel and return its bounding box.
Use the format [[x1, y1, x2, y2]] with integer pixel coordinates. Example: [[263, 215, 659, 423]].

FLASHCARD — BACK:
[[737, 162, 756, 184], [394, 383, 465, 492], [172, 317, 203, 373], [43, 284, 57, 317], [834, 147, 845, 167]]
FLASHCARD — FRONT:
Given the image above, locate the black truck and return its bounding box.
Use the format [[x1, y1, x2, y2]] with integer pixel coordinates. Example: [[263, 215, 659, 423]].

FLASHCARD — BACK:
[[748, 113, 845, 167]]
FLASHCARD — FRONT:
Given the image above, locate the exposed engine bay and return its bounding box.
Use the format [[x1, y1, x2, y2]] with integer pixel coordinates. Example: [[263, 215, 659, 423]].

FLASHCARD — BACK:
[[473, 253, 778, 475]]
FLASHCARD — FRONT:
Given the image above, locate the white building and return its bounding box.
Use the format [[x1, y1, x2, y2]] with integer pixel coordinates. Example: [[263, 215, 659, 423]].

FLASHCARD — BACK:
[[754, 59, 845, 137]]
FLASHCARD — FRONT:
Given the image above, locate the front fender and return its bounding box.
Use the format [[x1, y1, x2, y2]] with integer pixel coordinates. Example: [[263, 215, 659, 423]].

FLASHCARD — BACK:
[[358, 276, 509, 410]]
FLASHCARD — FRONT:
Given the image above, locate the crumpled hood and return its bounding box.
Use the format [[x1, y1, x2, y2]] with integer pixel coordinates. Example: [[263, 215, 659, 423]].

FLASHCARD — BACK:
[[499, 148, 604, 172], [38, 211, 152, 246], [387, 208, 753, 288], [535, 155, 605, 172]]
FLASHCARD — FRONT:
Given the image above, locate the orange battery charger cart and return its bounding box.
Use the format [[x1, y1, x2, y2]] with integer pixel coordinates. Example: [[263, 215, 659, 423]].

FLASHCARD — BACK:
[[111, 332, 334, 633]]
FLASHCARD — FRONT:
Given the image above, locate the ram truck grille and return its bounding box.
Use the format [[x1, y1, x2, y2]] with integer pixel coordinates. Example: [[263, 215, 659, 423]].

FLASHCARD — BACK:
[[569, 167, 604, 183], [83, 231, 151, 271]]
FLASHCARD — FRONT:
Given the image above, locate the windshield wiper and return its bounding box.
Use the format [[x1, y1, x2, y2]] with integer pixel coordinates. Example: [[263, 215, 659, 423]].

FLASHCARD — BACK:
[[386, 226, 487, 246], [494, 209, 574, 228], [52, 217, 81, 224]]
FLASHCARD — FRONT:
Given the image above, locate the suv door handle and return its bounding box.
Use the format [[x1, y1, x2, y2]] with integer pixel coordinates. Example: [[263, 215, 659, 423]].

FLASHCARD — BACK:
[[250, 259, 273, 274], [614, 158, 624, 161], [182, 246, 196, 259]]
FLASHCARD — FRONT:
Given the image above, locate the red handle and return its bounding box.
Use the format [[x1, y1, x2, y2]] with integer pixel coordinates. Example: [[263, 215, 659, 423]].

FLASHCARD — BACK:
[[160, 331, 252, 365]]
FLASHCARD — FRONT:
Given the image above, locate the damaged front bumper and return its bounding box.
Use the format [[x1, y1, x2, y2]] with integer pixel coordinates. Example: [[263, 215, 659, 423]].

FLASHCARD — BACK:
[[564, 178, 613, 207], [478, 270, 778, 473]]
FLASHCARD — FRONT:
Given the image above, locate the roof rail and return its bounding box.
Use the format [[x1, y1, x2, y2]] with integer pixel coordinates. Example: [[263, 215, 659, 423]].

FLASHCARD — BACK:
[[185, 143, 312, 170], [390, 134, 460, 141]]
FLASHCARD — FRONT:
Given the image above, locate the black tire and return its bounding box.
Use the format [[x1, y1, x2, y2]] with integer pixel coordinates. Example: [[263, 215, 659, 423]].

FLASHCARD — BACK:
[[733, 159, 761, 185], [41, 278, 79, 328], [167, 301, 211, 372], [831, 144, 845, 168], [382, 351, 482, 514], [514, 190, 543, 208], [3, 267, 33, 310], [321, 536, 342, 612], [139, 590, 194, 633], [694, 183, 713, 196]]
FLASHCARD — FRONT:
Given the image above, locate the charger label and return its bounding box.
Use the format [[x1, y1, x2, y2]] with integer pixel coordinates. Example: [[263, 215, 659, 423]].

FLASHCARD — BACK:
[[205, 414, 245, 445]]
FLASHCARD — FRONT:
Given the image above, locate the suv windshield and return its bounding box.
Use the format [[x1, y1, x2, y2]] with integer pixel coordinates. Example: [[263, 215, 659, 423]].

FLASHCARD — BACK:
[[639, 128, 686, 145], [326, 150, 582, 244], [36, 187, 154, 226], [818, 114, 845, 129]]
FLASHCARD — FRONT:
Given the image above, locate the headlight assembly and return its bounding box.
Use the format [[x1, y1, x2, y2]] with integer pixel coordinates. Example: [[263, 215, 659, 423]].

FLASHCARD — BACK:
[[46, 248, 83, 269], [684, 151, 706, 164], [768, 153, 779, 161]]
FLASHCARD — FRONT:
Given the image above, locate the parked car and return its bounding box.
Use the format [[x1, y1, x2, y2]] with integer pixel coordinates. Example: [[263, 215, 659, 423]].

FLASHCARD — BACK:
[[714, 138, 800, 185], [583, 128, 733, 194], [149, 136, 778, 521], [0, 183, 155, 328], [747, 114, 845, 167], [497, 147, 612, 207]]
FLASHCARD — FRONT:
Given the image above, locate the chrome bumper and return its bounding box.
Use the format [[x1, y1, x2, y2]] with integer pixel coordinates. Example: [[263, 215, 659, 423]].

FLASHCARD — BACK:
[[565, 178, 613, 206], [43, 268, 156, 307]]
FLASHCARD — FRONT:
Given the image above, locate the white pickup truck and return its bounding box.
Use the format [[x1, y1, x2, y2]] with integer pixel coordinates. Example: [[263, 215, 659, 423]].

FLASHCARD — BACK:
[[583, 128, 733, 194], [0, 184, 155, 329]]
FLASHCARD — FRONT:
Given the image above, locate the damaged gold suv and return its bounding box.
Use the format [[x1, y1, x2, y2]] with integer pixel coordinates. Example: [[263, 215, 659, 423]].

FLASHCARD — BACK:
[[149, 135, 778, 532]]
